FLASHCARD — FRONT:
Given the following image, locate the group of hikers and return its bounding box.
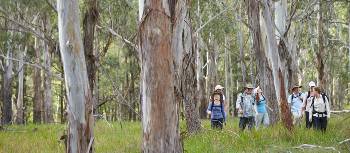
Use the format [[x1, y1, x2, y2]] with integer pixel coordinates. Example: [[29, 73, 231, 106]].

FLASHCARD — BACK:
[[206, 81, 331, 132]]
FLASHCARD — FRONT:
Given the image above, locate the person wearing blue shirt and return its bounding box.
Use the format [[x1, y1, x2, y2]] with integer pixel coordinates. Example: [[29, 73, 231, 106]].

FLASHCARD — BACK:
[[288, 84, 305, 126], [207, 91, 226, 129], [254, 86, 269, 129]]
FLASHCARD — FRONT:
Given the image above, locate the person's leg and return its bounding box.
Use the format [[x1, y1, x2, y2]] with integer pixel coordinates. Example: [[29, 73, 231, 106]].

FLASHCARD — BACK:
[[292, 112, 297, 125], [314, 117, 321, 130], [218, 118, 224, 130], [247, 117, 254, 130], [312, 116, 318, 130], [212, 120, 220, 129], [255, 113, 263, 129], [321, 117, 327, 132], [263, 113, 270, 127], [305, 111, 312, 129], [239, 117, 245, 130]]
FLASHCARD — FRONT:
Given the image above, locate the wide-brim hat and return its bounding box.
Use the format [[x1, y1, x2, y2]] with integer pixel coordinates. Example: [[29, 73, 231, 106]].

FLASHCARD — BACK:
[[291, 84, 302, 90], [244, 83, 254, 89], [214, 85, 224, 91]]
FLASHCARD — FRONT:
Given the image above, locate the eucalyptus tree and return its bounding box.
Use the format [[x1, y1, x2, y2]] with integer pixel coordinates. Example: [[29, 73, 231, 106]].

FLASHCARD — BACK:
[[57, 0, 94, 152]]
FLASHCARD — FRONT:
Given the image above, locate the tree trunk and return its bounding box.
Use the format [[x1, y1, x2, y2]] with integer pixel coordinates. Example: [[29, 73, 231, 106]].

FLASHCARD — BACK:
[[43, 14, 54, 123], [83, 0, 99, 110], [246, 0, 279, 124], [195, 1, 207, 119], [57, 0, 94, 152], [261, 0, 293, 130], [316, 0, 326, 91], [207, 35, 218, 94], [275, 0, 299, 91], [139, 0, 182, 152], [178, 0, 201, 134], [16, 46, 26, 124], [33, 36, 42, 124], [224, 37, 230, 116], [237, 4, 246, 86], [1, 37, 14, 125]]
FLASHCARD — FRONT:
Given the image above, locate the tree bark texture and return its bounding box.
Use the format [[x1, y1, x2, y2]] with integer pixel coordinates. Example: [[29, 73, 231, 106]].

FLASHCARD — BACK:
[[57, 0, 95, 152]]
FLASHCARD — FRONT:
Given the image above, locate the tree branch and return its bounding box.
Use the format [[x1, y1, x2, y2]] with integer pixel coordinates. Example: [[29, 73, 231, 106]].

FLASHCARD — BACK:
[[0, 54, 63, 80], [44, 0, 57, 13], [194, 5, 234, 34]]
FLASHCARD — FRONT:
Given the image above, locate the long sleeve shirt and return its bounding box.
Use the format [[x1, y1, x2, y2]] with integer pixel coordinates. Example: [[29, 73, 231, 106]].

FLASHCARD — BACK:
[[236, 93, 256, 117]]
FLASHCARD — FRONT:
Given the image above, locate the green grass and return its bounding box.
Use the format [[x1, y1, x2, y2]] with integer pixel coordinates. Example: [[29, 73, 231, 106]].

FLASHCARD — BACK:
[[0, 115, 349, 153]]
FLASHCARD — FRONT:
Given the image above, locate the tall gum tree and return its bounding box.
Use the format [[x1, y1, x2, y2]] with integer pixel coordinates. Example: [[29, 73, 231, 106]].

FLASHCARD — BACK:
[[57, 0, 94, 152]]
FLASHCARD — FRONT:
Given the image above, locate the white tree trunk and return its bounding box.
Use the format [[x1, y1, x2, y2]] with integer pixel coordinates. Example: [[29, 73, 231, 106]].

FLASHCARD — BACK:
[[261, 0, 293, 130], [224, 37, 230, 115], [261, 0, 282, 101], [16, 46, 26, 124], [237, 6, 246, 85], [57, 0, 94, 152], [1, 35, 14, 124], [43, 41, 53, 123]]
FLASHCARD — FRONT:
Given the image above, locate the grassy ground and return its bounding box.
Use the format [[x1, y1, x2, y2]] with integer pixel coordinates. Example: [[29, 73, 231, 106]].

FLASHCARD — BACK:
[[0, 115, 349, 153]]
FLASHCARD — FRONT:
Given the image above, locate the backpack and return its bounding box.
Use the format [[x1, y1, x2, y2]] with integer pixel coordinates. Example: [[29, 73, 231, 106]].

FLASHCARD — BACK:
[[311, 93, 329, 114], [210, 93, 225, 122], [306, 91, 311, 99]]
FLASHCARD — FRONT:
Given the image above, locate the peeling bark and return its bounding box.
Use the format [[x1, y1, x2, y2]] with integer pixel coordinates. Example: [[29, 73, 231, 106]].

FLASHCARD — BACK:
[[139, 0, 183, 152], [83, 0, 99, 110], [57, 0, 94, 152], [246, 0, 279, 124], [16, 46, 26, 124], [1, 34, 14, 125]]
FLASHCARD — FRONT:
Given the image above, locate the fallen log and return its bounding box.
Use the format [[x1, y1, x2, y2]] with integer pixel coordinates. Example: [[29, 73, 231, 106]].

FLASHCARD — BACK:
[[330, 110, 350, 114]]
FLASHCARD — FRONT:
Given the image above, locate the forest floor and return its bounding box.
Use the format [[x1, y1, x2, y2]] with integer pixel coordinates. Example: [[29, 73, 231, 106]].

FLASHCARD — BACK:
[[0, 114, 349, 153]]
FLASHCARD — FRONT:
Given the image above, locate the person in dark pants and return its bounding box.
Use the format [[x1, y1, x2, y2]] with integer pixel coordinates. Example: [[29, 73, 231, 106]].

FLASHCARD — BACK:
[[236, 84, 256, 131], [308, 87, 330, 132], [302, 81, 316, 129], [207, 91, 226, 130]]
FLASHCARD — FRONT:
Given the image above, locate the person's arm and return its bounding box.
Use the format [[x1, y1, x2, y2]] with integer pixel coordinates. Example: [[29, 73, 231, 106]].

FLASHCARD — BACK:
[[308, 98, 313, 122], [287, 95, 291, 104], [207, 102, 212, 114], [236, 94, 243, 114], [302, 93, 307, 111], [325, 97, 331, 118]]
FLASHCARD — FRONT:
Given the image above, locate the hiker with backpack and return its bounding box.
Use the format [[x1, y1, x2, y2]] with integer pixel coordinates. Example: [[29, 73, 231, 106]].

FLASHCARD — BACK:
[[288, 84, 305, 126], [207, 91, 226, 129], [254, 86, 270, 129], [302, 81, 316, 128], [308, 87, 330, 131], [236, 84, 256, 131]]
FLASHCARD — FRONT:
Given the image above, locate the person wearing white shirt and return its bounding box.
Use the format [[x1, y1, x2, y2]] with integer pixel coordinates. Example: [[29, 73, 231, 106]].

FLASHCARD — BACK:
[[308, 87, 330, 131], [302, 81, 316, 129]]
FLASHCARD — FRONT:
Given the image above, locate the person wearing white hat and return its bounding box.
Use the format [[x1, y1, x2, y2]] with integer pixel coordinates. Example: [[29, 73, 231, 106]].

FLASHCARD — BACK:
[[213, 85, 227, 113], [287, 84, 305, 126], [302, 81, 316, 128]]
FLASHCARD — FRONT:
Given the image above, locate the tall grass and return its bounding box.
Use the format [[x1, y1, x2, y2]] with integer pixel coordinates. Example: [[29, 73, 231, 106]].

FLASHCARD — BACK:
[[0, 115, 349, 153]]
